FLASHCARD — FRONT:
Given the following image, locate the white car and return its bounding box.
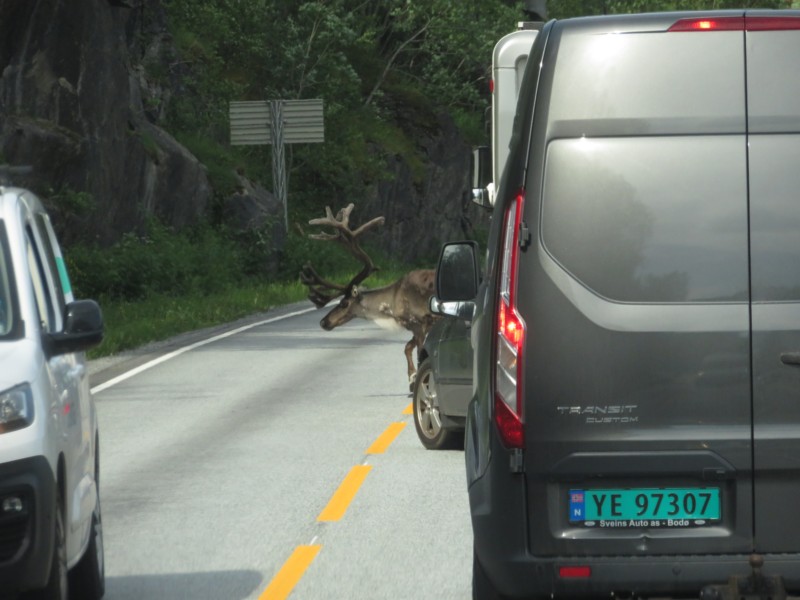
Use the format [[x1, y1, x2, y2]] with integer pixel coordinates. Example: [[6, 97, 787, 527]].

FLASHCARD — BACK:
[[0, 180, 104, 599]]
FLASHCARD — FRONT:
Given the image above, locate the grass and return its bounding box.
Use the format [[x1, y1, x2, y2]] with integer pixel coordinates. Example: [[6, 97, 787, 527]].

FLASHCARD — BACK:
[[89, 271, 407, 359]]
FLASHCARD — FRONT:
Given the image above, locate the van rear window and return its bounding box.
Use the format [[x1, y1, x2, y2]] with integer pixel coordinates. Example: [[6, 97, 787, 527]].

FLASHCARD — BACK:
[[541, 137, 749, 303], [747, 26, 800, 131], [750, 136, 800, 301], [547, 29, 745, 137]]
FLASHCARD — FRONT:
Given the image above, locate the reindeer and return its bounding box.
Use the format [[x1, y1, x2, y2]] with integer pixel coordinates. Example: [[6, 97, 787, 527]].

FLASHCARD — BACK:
[[300, 204, 439, 386]]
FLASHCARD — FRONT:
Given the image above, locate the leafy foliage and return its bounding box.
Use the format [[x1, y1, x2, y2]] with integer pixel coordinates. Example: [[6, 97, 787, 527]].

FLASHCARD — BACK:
[[159, 0, 525, 212], [67, 220, 247, 300]]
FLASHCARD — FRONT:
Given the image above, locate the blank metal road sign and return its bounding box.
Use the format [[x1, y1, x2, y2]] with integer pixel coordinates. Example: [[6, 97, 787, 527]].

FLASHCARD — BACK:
[[229, 99, 324, 146]]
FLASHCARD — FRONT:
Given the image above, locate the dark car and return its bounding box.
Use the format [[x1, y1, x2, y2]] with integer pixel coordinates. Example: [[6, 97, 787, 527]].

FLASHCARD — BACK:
[[436, 10, 800, 600], [412, 301, 471, 450]]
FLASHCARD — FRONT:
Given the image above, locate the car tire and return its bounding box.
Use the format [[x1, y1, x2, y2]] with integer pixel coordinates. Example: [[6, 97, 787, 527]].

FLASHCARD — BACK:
[[472, 548, 509, 600], [69, 446, 105, 599], [24, 493, 68, 600], [413, 358, 461, 450], [68, 511, 104, 599]]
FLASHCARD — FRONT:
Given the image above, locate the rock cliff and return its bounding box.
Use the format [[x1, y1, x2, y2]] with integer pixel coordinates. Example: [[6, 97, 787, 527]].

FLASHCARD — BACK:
[[0, 0, 209, 247], [363, 112, 486, 264]]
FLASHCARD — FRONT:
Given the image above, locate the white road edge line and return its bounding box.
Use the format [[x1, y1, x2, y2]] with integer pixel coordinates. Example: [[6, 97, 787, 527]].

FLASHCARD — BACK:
[[90, 307, 316, 395]]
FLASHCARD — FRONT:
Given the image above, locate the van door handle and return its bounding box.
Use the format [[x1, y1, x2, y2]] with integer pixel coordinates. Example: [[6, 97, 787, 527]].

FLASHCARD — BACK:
[[780, 352, 800, 366]]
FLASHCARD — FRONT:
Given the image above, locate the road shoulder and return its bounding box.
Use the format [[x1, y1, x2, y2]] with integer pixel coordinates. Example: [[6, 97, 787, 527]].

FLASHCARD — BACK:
[[88, 301, 315, 389]]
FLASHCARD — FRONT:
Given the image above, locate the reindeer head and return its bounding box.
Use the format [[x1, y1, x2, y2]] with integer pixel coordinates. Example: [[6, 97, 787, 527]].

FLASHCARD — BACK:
[[319, 285, 364, 330], [300, 204, 384, 330]]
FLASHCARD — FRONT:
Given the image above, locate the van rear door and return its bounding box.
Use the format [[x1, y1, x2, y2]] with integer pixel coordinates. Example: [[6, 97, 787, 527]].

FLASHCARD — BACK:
[[746, 10, 800, 553], [522, 14, 754, 558]]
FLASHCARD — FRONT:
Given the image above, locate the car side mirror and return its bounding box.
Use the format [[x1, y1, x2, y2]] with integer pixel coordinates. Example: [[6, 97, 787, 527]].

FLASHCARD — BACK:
[[435, 241, 480, 302], [429, 296, 475, 320], [47, 299, 104, 355]]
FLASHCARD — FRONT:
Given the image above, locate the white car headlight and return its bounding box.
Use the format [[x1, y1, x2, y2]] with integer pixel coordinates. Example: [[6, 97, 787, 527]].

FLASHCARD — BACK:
[[0, 383, 33, 433]]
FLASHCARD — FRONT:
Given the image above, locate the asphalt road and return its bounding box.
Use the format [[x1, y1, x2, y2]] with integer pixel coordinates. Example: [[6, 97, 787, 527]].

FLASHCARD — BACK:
[[89, 303, 473, 600]]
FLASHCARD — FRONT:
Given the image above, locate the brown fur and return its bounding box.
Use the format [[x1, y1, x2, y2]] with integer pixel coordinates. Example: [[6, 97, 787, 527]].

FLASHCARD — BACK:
[[320, 269, 440, 383]]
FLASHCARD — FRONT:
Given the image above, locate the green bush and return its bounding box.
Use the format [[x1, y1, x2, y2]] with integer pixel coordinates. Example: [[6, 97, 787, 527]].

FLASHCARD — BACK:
[[67, 220, 247, 301], [66, 216, 401, 304]]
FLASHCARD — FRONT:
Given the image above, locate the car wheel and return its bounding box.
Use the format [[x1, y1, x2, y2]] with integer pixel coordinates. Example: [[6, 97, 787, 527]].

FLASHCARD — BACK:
[[413, 358, 460, 450], [69, 446, 105, 599], [24, 493, 67, 600]]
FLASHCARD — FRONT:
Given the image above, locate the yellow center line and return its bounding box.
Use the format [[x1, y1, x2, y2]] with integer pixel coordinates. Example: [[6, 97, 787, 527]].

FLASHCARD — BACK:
[[402, 402, 413, 415], [317, 464, 372, 522], [259, 544, 322, 600], [263, 414, 407, 596], [366, 421, 406, 454]]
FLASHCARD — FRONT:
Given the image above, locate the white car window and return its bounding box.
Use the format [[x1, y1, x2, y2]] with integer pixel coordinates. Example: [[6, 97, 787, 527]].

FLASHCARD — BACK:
[[25, 227, 57, 333], [38, 213, 73, 303], [0, 233, 11, 336], [33, 214, 67, 317]]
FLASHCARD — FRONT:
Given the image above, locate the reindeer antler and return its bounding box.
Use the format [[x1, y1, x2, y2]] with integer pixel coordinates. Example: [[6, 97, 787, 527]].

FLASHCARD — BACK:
[[301, 203, 385, 307], [299, 263, 348, 308]]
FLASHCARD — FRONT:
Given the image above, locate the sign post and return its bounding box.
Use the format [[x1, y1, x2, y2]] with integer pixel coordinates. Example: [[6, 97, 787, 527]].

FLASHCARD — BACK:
[[229, 99, 324, 233], [268, 100, 287, 231]]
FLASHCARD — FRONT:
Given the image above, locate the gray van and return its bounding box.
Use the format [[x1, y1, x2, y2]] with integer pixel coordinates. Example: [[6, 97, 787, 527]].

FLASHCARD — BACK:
[[435, 10, 800, 599]]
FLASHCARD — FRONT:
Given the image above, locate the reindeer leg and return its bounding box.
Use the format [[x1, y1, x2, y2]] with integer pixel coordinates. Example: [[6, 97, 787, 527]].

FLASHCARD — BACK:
[[405, 337, 417, 387]]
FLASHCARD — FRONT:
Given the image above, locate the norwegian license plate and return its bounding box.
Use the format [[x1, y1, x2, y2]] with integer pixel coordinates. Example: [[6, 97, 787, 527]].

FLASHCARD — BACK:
[[568, 488, 721, 528]]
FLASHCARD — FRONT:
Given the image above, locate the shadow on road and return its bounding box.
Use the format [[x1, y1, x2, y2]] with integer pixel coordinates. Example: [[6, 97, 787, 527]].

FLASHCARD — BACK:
[[105, 569, 263, 599]]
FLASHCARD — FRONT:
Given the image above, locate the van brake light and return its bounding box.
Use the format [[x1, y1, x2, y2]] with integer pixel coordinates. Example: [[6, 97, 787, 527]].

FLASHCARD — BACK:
[[494, 192, 526, 449], [668, 17, 744, 31], [669, 16, 800, 32]]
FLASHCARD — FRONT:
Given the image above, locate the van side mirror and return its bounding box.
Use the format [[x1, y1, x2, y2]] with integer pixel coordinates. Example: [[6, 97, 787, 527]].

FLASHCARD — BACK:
[[471, 146, 493, 209], [435, 241, 480, 302], [47, 299, 104, 355]]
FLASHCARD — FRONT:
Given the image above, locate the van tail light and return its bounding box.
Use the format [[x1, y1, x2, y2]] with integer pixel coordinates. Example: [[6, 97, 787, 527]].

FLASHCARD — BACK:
[[559, 565, 591, 579], [668, 16, 800, 32], [494, 191, 526, 449], [668, 17, 745, 31]]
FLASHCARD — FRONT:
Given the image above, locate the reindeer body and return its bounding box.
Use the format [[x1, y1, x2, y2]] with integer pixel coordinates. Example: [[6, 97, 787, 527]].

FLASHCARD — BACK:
[[319, 270, 439, 382], [301, 204, 439, 386]]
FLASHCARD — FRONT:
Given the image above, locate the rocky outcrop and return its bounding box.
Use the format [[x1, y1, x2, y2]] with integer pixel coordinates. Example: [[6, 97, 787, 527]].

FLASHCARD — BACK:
[[0, 0, 210, 246], [363, 112, 489, 264]]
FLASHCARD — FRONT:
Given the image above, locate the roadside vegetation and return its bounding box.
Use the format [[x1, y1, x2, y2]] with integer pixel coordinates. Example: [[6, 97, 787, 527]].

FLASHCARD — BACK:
[[68, 220, 412, 357]]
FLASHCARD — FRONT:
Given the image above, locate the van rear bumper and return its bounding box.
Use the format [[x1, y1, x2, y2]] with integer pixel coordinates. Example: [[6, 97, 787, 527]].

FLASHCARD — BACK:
[[475, 545, 800, 598], [0, 456, 56, 594]]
